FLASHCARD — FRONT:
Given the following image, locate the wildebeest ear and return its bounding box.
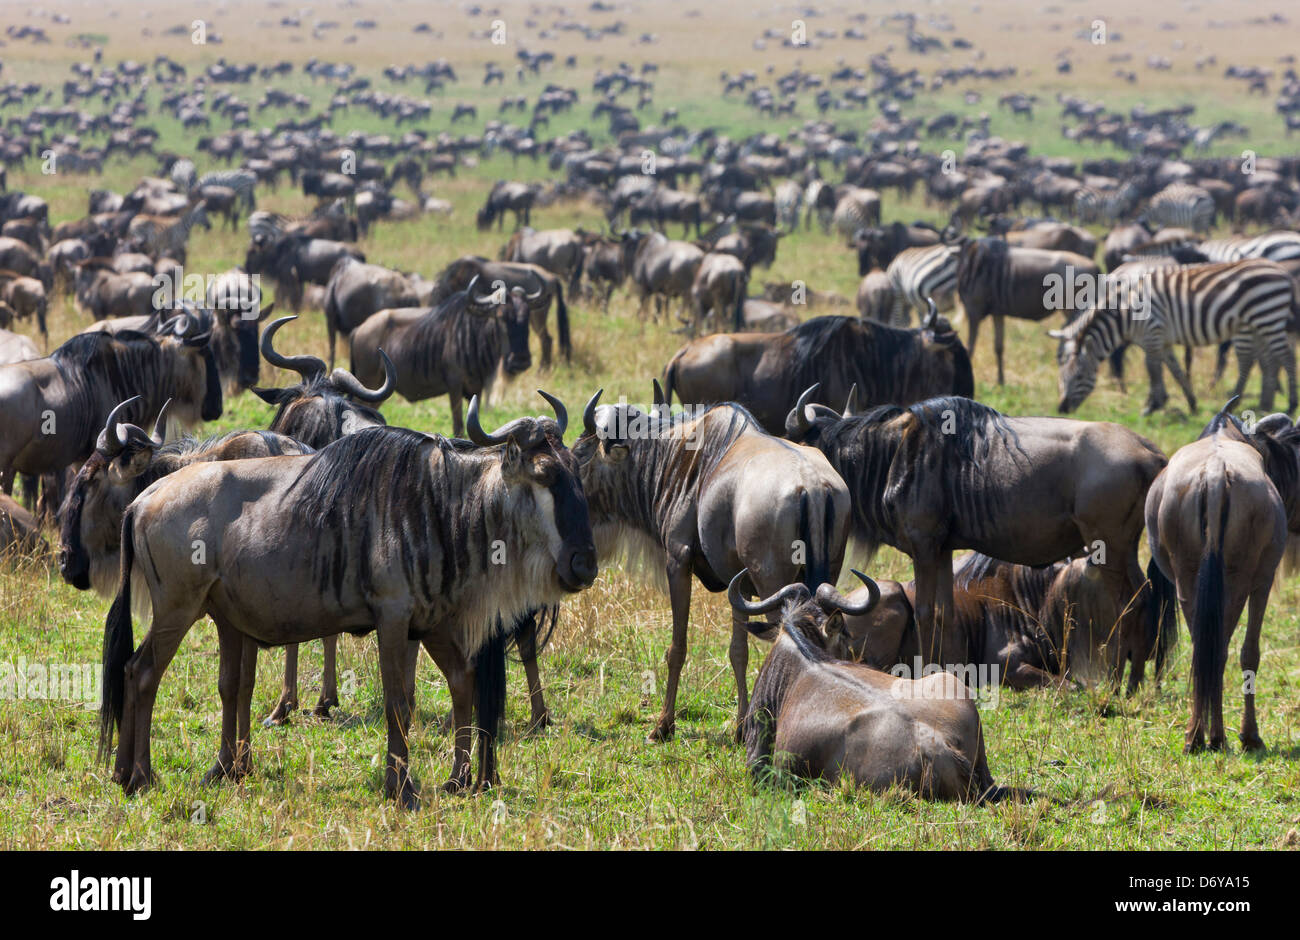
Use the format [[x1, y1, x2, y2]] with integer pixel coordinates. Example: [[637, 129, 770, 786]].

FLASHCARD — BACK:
[[499, 438, 526, 480], [251, 386, 289, 405]]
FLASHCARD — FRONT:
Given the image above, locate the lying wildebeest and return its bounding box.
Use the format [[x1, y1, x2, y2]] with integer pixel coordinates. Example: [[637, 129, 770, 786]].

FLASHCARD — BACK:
[[245, 234, 365, 312], [662, 309, 973, 436], [631, 231, 704, 321], [74, 259, 155, 321], [729, 571, 1003, 801], [476, 181, 538, 231], [823, 551, 1176, 690], [1, 491, 44, 555], [690, 251, 747, 334], [0, 320, 222, 498], [573, 390, 850, 739], [955, 237, 1100, 385], [99, 392, 598, 807], [501, 227, 585, 295], [323, 255, 421, 368], [787, 394, 1170, 692], [430, 256, 571, 368], [1146, 401, 1300, 753], [350, 275, 537, 437]]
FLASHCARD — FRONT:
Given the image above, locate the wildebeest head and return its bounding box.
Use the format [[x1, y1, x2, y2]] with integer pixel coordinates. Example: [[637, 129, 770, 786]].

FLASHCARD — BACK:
[[466, 390, 599, 593], [254, 315, 395, 447], [727, 567, 881, 652], [464, 273, 537, 375], [158, 310, 224, 424], [58, 396, 166, 591], [784, 383, 855, 446]]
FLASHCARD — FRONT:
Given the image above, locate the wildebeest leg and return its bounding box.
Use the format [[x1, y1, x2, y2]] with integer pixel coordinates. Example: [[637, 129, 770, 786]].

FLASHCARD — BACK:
[[993, 314, 1006, 386], [421, 635, 474, 792], [513, 613, 551, 731], [1209, 593, 1248, 752], [448, 387, 465, 438], [650, 554, 693, 742], [729, 612, 751, 742], [1163, 349, 1198, 413], [263, 643, 300, 726], [313, 635, 339, 717], [203, 619, 245, 784], [234, 635, 258, 777], [1239, 586, 1268, 752], [965, 312, 982, 365], [530, 307, 553, 371], [119, 612, 194, 794], [378, 628, 421, 809]]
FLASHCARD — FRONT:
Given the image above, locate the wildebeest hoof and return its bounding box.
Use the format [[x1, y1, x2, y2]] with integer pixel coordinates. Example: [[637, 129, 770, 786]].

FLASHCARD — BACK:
[[1183, 736, 1204, 754], [122, 769, 154, 796], [647, 722, 675, 743], [262, 701, 297, 727], [312, 698, 338, 719], [386, 777, 421, 810], [525, 710, 552, 734], [441, 776, 470, 795], [1239, 732, 1266, 753]]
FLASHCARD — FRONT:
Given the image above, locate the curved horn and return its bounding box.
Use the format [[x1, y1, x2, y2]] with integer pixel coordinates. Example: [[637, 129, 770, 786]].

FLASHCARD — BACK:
[[1216, 395, 1241, 419], [815, 569, 881, 616], [727, 570, 807, 616], [96, 397, 141, 456], [784, 383, 820, 436], [583, 387, 603, 436], [261, 316, 327, 379], [922, 296, 938, 330], [652, 378, 667, 408], [537, 388, 568, 434], [466, 395, 511, 447], [151, 399, 171, 445], [842, 383, 858, 418], [330, 349, 396, 403]]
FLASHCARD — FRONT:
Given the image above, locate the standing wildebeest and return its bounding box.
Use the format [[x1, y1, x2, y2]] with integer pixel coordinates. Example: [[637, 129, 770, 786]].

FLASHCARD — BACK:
[[0, 271, 48, 346], [0, 321, 223, 498], [350, 276, 538, 437], [663, 310, 973, 436], [1146, 402, 1300, 753], [322, 256, 421, 368], [728, 571, 1004, 801], [579, 230, 637, 311], [1, 491, 44, 555], [476, 181, 538, 231], [99, 392, 598, 807], [501, 227, 585, 295], [689, 251, 747, 334], [431, 256, 571, 368], [628, 187, 704, 238], [573, 392, 850, 739], [856, 269, 896, 321], [956, 237, 1100, 385], [787, 395, 1170, 691], [245, 235, 364, 312], [74, 259, 155, 321], [854, 221, 943, 276], [631, 231, 704, 321]]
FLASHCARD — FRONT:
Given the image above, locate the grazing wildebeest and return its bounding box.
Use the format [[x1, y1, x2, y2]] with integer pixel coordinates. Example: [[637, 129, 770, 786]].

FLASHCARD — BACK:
[[573, 391, 850, 739], [0, 321, 223, 499], [476, 181, 538, 231], [350, 276, 538, 437], [73, 259, 155, 321], [956, 237, 1100, 385], [729, 571, 1004, 801], [631, 231, 704, 321], [431, 256, 571, 368], [0, 236, 53, 289], [245, 235, 365, 312], [628, 187, 703, 238], [663, 310, 973, 436], [322, 256, 421, 368], [689, 251, 747, 334], [501, 227, 585, 295], [99, 392, 598, 807], [1146, 402, 1300, 753], [787, 395, 1170, 691]]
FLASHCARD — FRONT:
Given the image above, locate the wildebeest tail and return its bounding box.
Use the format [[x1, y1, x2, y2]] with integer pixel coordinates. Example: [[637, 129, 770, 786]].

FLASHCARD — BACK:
[[797, 489, 835, 592], [661, 354, 679, 408], [475, 621, 510, 770], [505, 605, 558, 660], [568, 248, 585, 297], [554, 282, 572, 361], [1190, 486, 1228, 732], [732, 270, 747, 332], [951, 339, 975, 398], [1146, 556, 1179, 678], [99, 506, 136, 761]]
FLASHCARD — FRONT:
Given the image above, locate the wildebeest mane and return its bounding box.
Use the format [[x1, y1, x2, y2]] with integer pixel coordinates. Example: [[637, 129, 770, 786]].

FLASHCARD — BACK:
[[48, 331, 173, 451], [408, 290, 504, 391], [268, 376, 387, 449]]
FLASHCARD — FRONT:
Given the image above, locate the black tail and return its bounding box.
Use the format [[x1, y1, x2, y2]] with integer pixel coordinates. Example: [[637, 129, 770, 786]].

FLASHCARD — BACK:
[[568, 249, 584, 298], [951, 341, 976, 399], [505, 605, 558, 661], [474, 623, 509, 776], [554, 282, 572, 362], [661, 356, 678, 408], [1190, 545, 1226, 732], [797, 490, 835, 592], [732, 273, 746, 332], [99, 508, 136, 762], [1146, 557, 1179, 678]]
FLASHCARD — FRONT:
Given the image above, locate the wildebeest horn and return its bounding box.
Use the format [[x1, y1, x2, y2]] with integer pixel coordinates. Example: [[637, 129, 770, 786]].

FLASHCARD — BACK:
[[537, 388, 568, 433], [922, 297, 938, 330], [842, 383, 858, 418], [151, 399, 171, 445], [1255, 413, 1293, 435], [261, 316, 327, 379], [1217, 395, 1241, 418], [785, 383, 820, 435], [330, 349, 395, 403], [97, 396, 141, 456], [652, 378, 666, 407], [727, 570, 807, 615], [465, 395, 506, 446], [583, 388, 603, 435], [526, 275, 545, 302], [815, 570, 881, 616]]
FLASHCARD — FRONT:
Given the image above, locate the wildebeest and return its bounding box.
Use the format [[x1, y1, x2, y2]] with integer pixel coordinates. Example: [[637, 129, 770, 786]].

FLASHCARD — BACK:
[[245, 235, 365, 312], [628, 187, 703, 238], [322, 256, 421, 368], [73, 259, 155, 321], [350, 276, 538, 437], [1, 491, 44, 555], [579, 230, 637, 311], [0, 320, 222, 497], [476, 181, 538, 231], [787, 395, 1170, 691], [1146, 402, 1300, 753], [856, 269, 896, 321], [663, 311, 973, 436], [689, 251, 747, 334], [0, 270, 49, 345], [573, 391, 850, 739], [99, 392, 598, 807], [955, 237, 1100, 385], [729, 571, 1003, 801], [500, 227, 585, 295], [854, 221, 943, 276], [631, 231, 704, 321], [0, 324, 40, 365]]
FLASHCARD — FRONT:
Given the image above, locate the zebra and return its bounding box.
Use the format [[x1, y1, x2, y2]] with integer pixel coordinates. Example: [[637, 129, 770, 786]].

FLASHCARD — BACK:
[[831, 186, 881, 240], [804, 179, 836, 232], [169, 158, 196, 192], [774, 179, 803, 232], [1199, 230, 1300, 266], [194, 169, 257, 211], [1144, 182, 1215, 232], [1053, 258, 1298, 415], [125, 200, 210, 263], [1072, 181, 1141, 225], [884, 243, 961, 327]]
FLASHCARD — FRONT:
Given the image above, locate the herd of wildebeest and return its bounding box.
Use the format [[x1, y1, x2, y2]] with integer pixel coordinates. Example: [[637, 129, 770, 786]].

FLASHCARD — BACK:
[[5, 16, 1300, 809]]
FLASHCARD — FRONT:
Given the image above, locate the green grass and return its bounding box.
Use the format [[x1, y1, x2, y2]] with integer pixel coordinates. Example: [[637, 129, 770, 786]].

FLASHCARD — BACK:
[[3, 0, 1300, 850]]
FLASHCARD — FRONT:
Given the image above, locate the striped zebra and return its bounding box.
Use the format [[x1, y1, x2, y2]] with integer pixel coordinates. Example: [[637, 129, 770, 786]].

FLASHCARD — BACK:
[[831, 186, 882, 240], [885, 243, 961, 327], [1072, 181, 1141, 225], [194, 169, 257, 211], [169, 158, 196, 192], [1199, 230, 1300, 266], [774, 179, 803, 232], [125, 200, 210, 263], [1053, 258, 1298, 415], [1144, 182, 1215, 232]]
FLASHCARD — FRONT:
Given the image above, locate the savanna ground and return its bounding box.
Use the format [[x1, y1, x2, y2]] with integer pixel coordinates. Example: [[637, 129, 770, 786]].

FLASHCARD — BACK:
[[2, 0, 1300, 849]]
